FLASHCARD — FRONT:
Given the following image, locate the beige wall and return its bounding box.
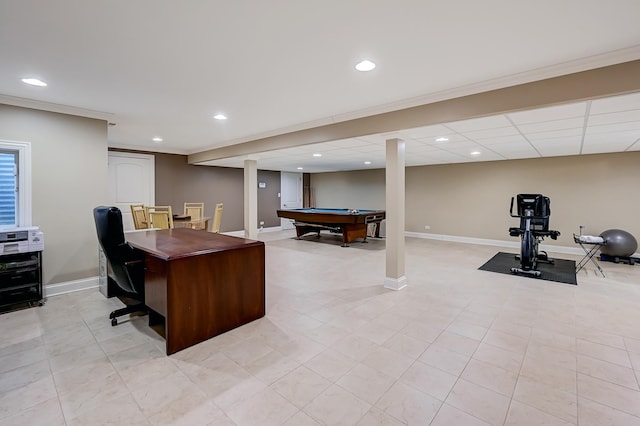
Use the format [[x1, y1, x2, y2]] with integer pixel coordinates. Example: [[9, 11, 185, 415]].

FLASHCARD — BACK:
[[312, 169, 385, 210], [256, 170, 282, 228], [311, 151, 640, 248], [154, 153, 244, 231], [150, 152, 282, 231], [0, 104, 108, 284]]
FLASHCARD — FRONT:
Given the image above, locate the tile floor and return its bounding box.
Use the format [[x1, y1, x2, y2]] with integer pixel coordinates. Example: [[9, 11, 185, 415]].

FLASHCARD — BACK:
[[2, 231, 640, 425]]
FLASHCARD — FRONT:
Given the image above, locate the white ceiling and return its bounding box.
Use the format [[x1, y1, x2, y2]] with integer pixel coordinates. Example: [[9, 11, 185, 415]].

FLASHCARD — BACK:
[[1, 1, 640, 172]]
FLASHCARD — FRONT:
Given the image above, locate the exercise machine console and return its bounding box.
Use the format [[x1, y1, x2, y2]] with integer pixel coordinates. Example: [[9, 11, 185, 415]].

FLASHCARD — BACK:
[[509, 194, 560, 277]]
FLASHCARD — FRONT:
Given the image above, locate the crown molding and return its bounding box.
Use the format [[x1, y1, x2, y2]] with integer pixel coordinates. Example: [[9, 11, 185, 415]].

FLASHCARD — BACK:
[[0, 94, 114, 121]]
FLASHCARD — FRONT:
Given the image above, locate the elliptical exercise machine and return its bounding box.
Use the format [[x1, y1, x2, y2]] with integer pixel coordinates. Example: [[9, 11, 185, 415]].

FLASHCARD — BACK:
[[508, 194, 560, 277]]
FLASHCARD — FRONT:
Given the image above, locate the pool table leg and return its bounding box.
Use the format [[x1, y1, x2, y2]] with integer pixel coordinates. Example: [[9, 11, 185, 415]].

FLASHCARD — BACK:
[[341, 224, 368, 247], [294, 224, 322, 240]]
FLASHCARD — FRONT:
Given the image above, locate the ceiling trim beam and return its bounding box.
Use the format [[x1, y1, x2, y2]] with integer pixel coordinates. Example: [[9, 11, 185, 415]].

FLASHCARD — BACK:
[[189, 59, 640, 165]]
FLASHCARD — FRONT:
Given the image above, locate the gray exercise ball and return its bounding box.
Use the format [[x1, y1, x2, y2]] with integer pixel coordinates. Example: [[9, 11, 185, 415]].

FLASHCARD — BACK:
[[599, 229, 638, 257]]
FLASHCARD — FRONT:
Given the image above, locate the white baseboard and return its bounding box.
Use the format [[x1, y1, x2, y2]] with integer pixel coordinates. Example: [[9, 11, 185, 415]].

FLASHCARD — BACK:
[[45, 277, 98, 298], [222, 230, 245, 237], [260, 226, 285, 233], [384, 276, 407, 291], [223, 226, 287, 237], [404, 231, 586, 256]]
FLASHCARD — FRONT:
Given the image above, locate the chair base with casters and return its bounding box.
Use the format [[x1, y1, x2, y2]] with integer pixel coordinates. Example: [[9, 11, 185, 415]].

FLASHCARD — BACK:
[[106, 257, 147, 326], [107, 280, 147, 326], [508, 194, 560, 278]]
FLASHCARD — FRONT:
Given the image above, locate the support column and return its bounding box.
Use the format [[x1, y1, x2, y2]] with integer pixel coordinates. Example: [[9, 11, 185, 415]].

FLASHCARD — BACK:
[[244, 159, 258, 240], [385, 138, 407, 290]]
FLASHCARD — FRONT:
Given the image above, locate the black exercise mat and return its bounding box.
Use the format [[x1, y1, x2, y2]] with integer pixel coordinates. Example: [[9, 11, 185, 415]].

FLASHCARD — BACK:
[[479, 251, 577, 285]]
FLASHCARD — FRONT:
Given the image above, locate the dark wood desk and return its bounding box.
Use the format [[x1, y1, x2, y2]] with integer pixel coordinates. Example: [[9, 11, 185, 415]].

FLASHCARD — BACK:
[[125, 228, 265, 355]]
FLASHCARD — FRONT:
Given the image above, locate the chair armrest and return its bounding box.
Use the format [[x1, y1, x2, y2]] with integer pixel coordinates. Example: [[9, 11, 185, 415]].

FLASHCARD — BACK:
[[123, 258, 145, 288]]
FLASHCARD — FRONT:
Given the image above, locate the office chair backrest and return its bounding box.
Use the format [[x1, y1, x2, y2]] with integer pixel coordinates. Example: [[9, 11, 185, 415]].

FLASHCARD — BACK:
[[93, 206, 139, 294]]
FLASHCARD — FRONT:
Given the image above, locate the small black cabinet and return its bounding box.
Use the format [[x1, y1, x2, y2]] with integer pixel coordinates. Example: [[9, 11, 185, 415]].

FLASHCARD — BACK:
[[0, 251, 43, 309]]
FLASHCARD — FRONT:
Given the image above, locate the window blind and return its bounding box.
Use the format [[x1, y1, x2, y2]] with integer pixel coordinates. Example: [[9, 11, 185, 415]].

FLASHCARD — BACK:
[[0, 151, 17, 226]]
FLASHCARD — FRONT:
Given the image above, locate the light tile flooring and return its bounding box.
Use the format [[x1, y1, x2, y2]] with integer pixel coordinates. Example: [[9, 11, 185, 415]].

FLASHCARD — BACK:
[[2, 231, 640, 425]]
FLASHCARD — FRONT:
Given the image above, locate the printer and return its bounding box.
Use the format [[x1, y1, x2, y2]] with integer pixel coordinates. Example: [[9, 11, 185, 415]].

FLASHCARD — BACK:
[[0, 226, 44, 255]]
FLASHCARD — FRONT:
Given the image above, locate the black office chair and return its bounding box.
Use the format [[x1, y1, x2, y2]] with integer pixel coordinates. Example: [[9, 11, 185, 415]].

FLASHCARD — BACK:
[[93, 206, 147, 325], [508, 194, 561, 277]]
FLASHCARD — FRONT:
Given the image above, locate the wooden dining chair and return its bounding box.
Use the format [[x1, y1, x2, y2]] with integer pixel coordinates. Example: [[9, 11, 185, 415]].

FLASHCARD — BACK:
[[184, 202, 205, 230], [210, 203, 223, 233], [130, 204, 148, 229], [145, 205, 174, 229]]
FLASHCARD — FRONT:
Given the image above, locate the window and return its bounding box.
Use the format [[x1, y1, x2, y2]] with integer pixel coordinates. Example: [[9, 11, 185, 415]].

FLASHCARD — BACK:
[[0, 150, 17, 225], [0, 141, 31, 228]]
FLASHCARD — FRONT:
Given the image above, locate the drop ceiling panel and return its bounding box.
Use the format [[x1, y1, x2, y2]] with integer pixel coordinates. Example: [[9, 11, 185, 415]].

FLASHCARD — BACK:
[[322, 138, 372, 149], [489, 142, 539, 155], [353, 135, 387, 145], [400, 124, 453, 139], [582, 140, 636, 154], [446, 115, 514, 132], [517, 117, 585, 134], [525, 127, 584, 141], [590, 92, 640, 114], [460, 151, 504, 162], [531, 138, 582, 156], [627, 141, 640, 151], [408, 145, 442, 155], [586, 121, 640, 136], [350, 143, 386, 153], [588, 110, 640, 126], [420, 150, 468, 162], [475, 134, 529, 146], [507, 102, 587, 124], [584, 130, 640, 145], [405, 139, 433, 151], [254, 151, 282, 159], [502, 151, 542, 160], [276, 147, 312, 156], [463, 126, 520, 141], [310, 150, 360, 161], [440, 141, 488, 152], [418, 133, 469, 145]]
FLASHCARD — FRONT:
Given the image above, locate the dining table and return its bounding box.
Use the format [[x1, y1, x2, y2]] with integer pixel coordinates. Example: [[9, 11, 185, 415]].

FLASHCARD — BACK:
[[172, 215, 211, 231]]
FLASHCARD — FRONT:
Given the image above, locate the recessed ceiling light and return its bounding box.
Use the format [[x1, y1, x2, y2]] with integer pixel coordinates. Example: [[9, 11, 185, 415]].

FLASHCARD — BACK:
[[213, 114, 227, 120], [152, 137, 163, 142], [21, 78, 47, 87], [355, 60, 376, 72], [364, 161, 372, 165], [312, 153, 322, 157], [435, 137, 449, 142], [297, 167, 303, 170], [470, 151, 481, 156]]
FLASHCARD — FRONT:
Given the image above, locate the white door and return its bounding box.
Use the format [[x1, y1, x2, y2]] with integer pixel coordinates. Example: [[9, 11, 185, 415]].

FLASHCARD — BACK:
[[108, 152, 155, 230], [281, 172, 302, 229]]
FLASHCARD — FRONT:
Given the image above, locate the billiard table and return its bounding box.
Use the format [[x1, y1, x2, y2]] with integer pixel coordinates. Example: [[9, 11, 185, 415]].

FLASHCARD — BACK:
[[277, 208, 385, 247]]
